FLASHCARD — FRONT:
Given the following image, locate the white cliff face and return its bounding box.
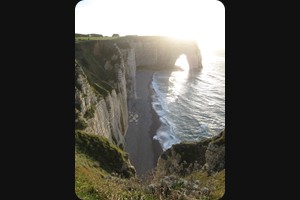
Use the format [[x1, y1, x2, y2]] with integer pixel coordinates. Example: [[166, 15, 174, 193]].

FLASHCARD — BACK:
[[75, 37, 202, 149], [129, 40, 158, 68], [75, 42, 133, 148], [121, 48, 137, 99], [124, 36, 202, 70], [75, 61, 111, 139]]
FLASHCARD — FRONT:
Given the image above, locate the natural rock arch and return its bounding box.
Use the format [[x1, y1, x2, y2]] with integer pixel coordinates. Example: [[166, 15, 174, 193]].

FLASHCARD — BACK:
[[124, 36, 202, 71]]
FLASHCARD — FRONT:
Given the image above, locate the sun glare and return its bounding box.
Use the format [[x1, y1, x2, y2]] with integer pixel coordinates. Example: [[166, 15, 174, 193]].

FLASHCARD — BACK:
[[175, 54, 190, 71], [76, 0, 224, 54], [166, 54, 190, 102]]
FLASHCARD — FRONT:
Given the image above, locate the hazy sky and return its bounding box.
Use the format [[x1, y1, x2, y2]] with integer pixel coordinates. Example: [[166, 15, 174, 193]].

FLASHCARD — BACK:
[[75, 0, 225, 51]]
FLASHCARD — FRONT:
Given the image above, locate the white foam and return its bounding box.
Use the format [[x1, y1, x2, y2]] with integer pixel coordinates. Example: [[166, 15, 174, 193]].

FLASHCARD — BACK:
[[153, 129, 181, 151], [150, 62, 225, 151]]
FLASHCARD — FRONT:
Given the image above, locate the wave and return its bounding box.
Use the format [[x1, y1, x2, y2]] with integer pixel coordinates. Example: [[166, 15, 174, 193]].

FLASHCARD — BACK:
[[151, 54, 225, 151]]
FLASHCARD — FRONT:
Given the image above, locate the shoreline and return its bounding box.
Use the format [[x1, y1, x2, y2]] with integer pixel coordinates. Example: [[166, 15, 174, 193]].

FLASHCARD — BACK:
[[148, 72, 163, 173], [125, 70, 163, 179]]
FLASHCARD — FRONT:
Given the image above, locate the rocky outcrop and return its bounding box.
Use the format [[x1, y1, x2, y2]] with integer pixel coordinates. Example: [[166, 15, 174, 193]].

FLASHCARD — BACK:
[[156, 130, 225, 176], [150, 130, 225, 200], [203, 130, 225, 173]]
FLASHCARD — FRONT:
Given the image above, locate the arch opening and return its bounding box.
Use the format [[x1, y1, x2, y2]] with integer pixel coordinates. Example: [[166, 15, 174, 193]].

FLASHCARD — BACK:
[[167, 54, 190, 102], [174, 54, 190, 71]]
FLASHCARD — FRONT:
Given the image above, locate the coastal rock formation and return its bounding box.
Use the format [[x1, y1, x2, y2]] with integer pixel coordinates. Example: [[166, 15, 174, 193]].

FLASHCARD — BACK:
[[120, 46, 137, 99], [75, 41, 130, 148], [74, 37, 225, 199], [149, 130, 225, 199], [75, 37, 203, 148], [156, 129, 225, 176], [125, 36, 202, 70], [203, 129, 225, 173]]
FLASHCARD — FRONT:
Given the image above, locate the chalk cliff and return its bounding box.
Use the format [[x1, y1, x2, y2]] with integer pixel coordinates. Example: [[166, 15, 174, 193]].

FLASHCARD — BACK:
[[75, 40, 130, 148], [75, 37, 226, 200], [75, 36, 202, 148], [124, 36, 202, 70]]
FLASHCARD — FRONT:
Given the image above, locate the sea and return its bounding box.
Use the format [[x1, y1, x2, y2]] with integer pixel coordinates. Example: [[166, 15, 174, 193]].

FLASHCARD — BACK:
[[151, 49, 225, 151]]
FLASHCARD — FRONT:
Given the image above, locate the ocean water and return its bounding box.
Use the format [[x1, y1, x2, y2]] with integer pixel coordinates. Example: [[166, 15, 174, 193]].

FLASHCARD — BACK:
[[151, 51, 225, 151]]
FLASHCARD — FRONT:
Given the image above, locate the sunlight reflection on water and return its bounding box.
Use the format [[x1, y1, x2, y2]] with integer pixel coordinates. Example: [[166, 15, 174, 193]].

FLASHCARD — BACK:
[[167, 55, 190, 103]]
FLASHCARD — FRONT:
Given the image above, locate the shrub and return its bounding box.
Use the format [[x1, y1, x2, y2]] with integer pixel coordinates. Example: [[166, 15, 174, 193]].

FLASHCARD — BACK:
[[84, 104, 95, 119], [75, 118, 88, 130]]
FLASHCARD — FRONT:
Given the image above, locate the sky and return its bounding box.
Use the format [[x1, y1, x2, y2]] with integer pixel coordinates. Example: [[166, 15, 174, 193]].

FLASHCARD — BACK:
[[75, 0, 225, 52]]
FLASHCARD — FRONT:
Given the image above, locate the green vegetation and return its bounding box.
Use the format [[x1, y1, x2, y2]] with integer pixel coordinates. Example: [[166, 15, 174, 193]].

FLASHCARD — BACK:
[[75, 130, 225, 199], [159, 138, 213, 176], [98, 80, 114, 93], [93, 83, 109, 96], [173, 138, 211, 166], [75, 40, 120, 84], [186, 169, 225, 200], [75, 152, 108, 200], [146, 167, 224, 200], [76, 150, 157, 200], [75, 35, 123, 42], [150, 131, 225, 199], [75, 130, 135, 178], [75, 38, 225, 199], [75, 131, 159, 199], [75, 112, 88, 130], [84, 104, 95, 119], [210, 129, 225, 146]]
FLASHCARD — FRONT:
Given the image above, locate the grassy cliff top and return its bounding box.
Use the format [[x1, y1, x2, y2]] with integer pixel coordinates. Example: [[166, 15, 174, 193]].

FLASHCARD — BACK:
[[75, 34, 197, 44], [75, 130, 225, 199], [75, 131, 157, 199], [75, 130, 135, 178]]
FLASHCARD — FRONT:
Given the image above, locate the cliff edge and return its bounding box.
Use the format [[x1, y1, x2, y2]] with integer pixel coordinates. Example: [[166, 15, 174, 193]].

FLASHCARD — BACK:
[[75, 37, 225, 200]]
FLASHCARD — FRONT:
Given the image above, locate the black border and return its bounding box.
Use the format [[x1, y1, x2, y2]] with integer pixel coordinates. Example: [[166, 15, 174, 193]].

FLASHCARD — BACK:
[[2, 1, 76, 199], [3, 0, 277, 199]]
